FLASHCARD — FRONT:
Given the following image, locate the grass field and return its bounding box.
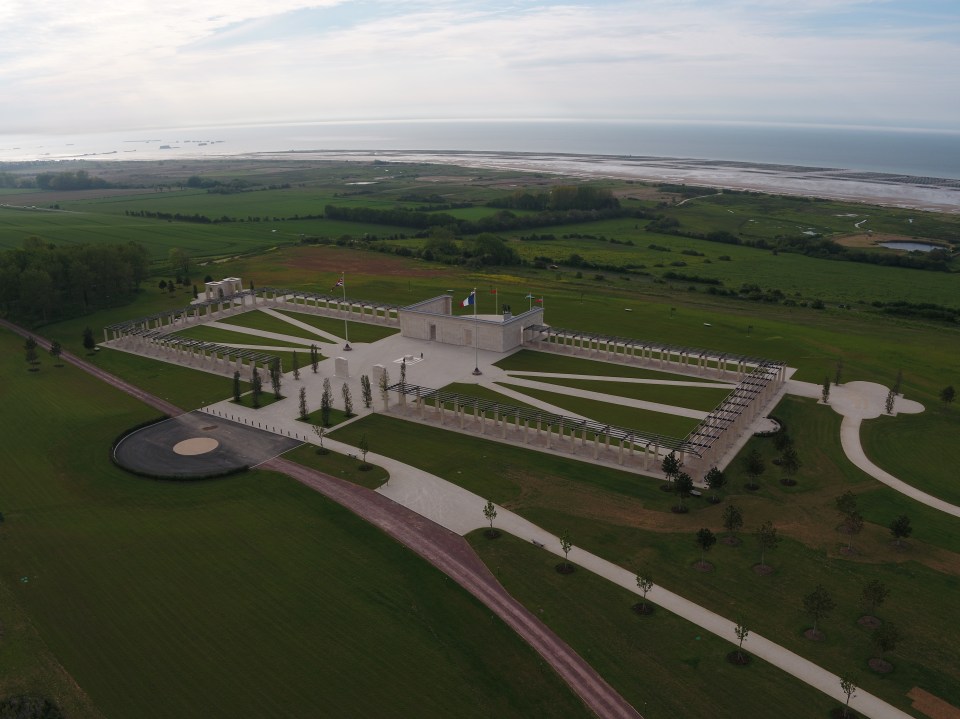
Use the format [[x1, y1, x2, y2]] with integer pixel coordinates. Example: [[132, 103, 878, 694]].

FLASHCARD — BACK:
[[0, 327, 591, 718], [494, 381, 702, 438], [330, 410, 960, 714], [171, 324, 314, 348], [470, 532, 838, 718], [494, 349, 722, 382], [282, 444, 388, 490], [274, 308, 400, 343], [508, 374, 733, 412], [216, 309, 336, 343]]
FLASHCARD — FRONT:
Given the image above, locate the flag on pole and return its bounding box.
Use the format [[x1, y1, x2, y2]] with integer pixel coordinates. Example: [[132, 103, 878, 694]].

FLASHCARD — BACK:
[[461, 290, 476, 307], [535, 297, 543, 304], [525, 293, 534, 299], [490, 288, 497, 295], [332, 273, 344, 290]]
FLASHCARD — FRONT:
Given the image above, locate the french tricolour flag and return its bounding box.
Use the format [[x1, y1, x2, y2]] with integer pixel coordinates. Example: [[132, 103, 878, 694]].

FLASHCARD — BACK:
[[461, 290, 476, 307]]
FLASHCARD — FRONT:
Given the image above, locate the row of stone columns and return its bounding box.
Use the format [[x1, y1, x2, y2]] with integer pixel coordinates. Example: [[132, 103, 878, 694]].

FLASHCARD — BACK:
[[264, 291, 399, 326], [383, 386, 678, 475]]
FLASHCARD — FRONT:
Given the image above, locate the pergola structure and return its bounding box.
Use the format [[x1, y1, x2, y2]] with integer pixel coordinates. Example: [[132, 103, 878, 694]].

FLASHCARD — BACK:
[[383, 381, 697, 474], [257, 286, 401, 325], [103, 289, 258, 342], [523, 325, 787, 383], [106, 325, 282, 377]]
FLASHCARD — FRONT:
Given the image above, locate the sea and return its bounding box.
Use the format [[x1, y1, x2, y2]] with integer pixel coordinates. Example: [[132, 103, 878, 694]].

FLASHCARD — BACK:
[[3, 120, 959, 210]]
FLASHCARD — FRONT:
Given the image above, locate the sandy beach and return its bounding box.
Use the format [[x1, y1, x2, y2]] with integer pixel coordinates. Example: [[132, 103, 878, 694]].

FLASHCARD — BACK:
[[244, 149, 960, 214]]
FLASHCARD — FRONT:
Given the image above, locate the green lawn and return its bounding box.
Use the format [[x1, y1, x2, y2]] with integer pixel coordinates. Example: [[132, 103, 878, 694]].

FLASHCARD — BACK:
[[330, 413, 960, 714], [275, 308, 400, 343], [217, 309, 336, 343], [860, 403, 960, 506], [171, 324, 314, 348], [495, 349, 720, 382], [508, 374, 733, 412], [0, 328, 590, 718], [84, 347, 239, 410], [283, 444, 388, 490], [495, 381, 702, 438], [470, 533, 837, 719]]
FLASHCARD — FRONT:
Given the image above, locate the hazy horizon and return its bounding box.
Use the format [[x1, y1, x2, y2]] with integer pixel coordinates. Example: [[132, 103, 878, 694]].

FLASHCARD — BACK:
[[2, 1, 958, 135]]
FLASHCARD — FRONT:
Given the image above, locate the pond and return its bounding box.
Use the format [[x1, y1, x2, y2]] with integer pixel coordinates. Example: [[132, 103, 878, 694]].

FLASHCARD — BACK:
[[878, 241, 945, 253]]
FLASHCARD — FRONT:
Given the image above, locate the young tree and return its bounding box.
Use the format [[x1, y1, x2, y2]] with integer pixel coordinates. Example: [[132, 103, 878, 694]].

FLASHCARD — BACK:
[[861, 580, 890, 616], [734, 621, 749, 662], [822, 377, 831, 404], [82, 327, 95, 352], [835, 357, 844, 386], [839, 676, 857, 718], [695, 528, 716, 568], [292, 351, 300, 380], [251, 367, 263, 408], [941, 385, 955, 404], [25, 340, 38, 365], [483, 500, 498, 536], [48, 340, 62, 366], [298, 386, 308, 421], [342, 383, 354, 418], [772, 431, 793, 453], [705, 467, 726, 501], [167, 279, 176, 294], [269, 358, 282, 399], [742, 448, 765, 490], [360, 374, 373, 409], [232, 370, 242, 402], [559, 531, 573, 570], [722, 505, 744, 543], [755, 521, 779, 568], [312, 424, 327, 454], [893, 369, 903, 396], [843, 512, 864, 551], [310, 344, 319, 374], [158, 279, 167, 291], [321, 378, 333, 427], [674, 472, 694, 512], [836, 491, 858, 522], [780, 446, 801, 485], [802, 584, 836, 637], [636, 572, 654, 613], [379, 368, 390, 398], [399, 358, 407, 386], [358, 434, 370, 468], [872, 622, 901, 660], [885, 388, 896, 415], [661, 450, 681, 485], [192, 284, 198, 300], [889, 514, 912, 548]]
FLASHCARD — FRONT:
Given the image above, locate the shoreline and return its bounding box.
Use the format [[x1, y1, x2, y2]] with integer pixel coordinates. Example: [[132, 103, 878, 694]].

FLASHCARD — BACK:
[[241, 149, 960, 213]]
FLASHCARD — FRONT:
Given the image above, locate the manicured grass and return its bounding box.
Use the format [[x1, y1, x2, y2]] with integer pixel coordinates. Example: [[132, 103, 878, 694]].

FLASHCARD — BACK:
[[860, 403, 960, 506], [275, 308, 400, 343], [283, 444, 388, 490], [216, 309, 336, 343], [86, 347, 240, 410], [495, 382, 702, 438], [0, 328, 591, 718], [508, 374, 733, 412], [470, 532, 837, 719], [231, 391, 285, 410], [171, 324, 314, 348], [331, 410, 960, 713], [495, 349, 719, 382], [298, 406, 354, 429]]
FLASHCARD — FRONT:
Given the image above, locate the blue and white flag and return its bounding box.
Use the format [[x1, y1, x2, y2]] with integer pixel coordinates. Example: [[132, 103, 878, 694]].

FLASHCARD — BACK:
[[461, 290, 476, 307]]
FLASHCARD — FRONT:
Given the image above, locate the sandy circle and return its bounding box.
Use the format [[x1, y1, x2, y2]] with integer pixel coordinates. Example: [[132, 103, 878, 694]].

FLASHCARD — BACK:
[[173, 438, 220, 456]]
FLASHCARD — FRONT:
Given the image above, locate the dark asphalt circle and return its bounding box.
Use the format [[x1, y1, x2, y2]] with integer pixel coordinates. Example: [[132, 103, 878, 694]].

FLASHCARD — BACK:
[[114, 411, 302, 478]]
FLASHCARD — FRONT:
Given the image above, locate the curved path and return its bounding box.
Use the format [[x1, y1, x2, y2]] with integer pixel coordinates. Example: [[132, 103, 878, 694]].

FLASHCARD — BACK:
[[1, 319, 639, 719], [268, 457, 641, 719]]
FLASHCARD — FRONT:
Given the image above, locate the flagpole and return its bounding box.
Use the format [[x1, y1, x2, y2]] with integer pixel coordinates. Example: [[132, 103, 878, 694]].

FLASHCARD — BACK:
[[341, 272, 351, 351], [472, 286, 481, 375]]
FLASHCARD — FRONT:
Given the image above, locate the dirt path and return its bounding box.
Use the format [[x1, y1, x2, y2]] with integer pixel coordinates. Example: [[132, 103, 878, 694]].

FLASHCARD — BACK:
[[2, 318, 640, 719], [1, 318, 181, 416], [266, 457, 641, 719]]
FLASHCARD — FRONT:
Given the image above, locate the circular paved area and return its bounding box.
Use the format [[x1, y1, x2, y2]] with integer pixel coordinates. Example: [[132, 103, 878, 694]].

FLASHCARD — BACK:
[[114, 411, 301, 478]]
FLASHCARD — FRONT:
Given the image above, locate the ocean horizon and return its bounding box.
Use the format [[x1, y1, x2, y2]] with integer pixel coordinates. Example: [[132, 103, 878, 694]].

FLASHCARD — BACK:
[[3, 120, 960, 180]]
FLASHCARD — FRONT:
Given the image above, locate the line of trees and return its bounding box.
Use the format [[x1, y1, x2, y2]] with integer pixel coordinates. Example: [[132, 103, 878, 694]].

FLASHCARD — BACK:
[[36, 170, 112, 191], [0, 238, 149, 323], [486, 185, 620, 211]]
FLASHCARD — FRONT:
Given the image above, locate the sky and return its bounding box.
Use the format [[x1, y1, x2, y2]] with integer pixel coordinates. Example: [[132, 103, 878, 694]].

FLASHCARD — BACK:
[[2, 0, 959, 134]]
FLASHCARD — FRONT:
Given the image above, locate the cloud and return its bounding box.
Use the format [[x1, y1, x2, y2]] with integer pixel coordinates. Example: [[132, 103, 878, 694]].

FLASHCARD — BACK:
[[1, 0, 957, 132]]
